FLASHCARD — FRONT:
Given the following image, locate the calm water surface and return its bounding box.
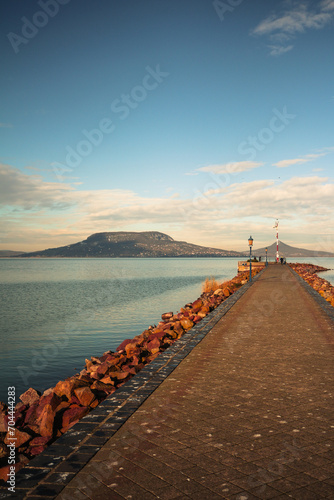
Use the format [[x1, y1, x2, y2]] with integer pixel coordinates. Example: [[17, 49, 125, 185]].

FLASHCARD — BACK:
[[0, 258, 241, 402], [0, 257, 333, 403]]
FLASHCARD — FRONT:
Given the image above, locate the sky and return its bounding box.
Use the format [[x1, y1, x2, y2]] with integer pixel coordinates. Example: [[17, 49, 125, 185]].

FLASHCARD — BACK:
[[0, 0, 333, 253]]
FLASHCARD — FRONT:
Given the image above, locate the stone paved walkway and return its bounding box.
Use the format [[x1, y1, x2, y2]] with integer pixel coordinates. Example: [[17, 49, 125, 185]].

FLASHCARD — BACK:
[[55, 264, 334, 499]]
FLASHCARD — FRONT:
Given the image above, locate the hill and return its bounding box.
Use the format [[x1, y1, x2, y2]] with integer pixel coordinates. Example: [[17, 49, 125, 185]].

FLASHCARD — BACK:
[[253, 241, 334, 258], [19, 231, 242, 258], [0, 250, 26, 257]]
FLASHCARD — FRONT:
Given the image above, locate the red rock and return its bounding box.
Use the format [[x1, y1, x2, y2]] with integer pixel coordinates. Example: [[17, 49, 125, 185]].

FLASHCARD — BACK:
[[29, 445, 47, 456], [4, 429, 31, 448], [36, 392, 62, 418], [161, 311, 173, 320], [55, 401, 71, 413], [122, 365, 136, 375], [19, 387, 41, 406], [37, 403, 55, 437], [0, 409, 8, 433], [91, 380, 115, 393], [125, 342, 139, 357], [90, 399, 100, 408], [0, 442, 7, 459], [29, 436, 51, 447], [173, 321, 184, 336], [69, 396, 81, 405], [99, 376, 114, 385], [147, 330, 165, 343], [42, 387, 54, 397], [0, 462, 24, 482], [54, 378, 85, 400], [62, 405, 89, 430], [180, 318, 194, 330], [116, 338, 133, 352], [96, 363, 109, 376], [191, 299, 203, 313], [111, 371, 130, 380], [74, 386, 95, 407], [99, 351, 114, 362], [147, 337, 160, 354]]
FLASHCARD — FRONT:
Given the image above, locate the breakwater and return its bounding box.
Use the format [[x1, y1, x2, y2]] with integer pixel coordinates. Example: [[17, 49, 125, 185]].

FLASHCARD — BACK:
[[0, 266, 264, 484], [289, 263, 334, 306]]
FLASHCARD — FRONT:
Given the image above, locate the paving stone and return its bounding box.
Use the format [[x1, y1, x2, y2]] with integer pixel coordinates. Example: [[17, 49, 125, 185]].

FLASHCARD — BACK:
[[7, 265, 334, 499]]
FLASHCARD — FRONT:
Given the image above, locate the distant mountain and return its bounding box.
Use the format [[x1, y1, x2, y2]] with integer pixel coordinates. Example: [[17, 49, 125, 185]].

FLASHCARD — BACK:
[[19, 231, 242, 258], [0, 250, 26, 257], [253, 241, 334, 258]]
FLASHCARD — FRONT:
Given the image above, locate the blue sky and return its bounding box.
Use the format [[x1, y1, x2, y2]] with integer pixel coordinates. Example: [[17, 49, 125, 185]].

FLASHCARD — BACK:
[[1, 0, 333, 252]]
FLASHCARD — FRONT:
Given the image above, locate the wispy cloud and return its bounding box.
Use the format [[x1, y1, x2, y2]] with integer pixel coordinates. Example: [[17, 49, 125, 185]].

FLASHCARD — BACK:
[[1, 163, 334, 251], [273, 151, 328, 168], [268, 45, 293, 56], [197, 161, 262, 174], [0, 123, 13, 128], [274, 158, 310, 168], [252, 1, 334, 55]]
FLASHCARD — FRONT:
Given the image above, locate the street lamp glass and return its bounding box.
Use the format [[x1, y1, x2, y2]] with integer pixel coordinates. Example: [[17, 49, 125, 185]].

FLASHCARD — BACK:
[[248, 236, 253, 247]]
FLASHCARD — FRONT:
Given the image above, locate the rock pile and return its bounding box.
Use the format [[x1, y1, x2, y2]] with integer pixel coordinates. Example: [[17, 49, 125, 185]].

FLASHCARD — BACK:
[[0, 267, 263, 483], [289, 263, 334, 306]]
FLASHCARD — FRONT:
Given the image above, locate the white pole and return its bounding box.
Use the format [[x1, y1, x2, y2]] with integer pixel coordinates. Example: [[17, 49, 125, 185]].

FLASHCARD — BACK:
[[273, 220, 279, 263]]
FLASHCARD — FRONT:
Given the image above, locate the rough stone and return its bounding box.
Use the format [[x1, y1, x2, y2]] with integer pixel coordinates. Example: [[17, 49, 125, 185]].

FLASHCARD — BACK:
[[74, 386, 95, 407], [19, 387, 41, 406], [37, 403, 55, 438], [61, 405, 90, 431], [4, 429, 31, 448]]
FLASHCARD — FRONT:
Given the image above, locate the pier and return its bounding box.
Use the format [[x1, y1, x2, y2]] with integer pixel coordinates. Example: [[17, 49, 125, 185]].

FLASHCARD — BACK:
[[11, 264, 334, 499]]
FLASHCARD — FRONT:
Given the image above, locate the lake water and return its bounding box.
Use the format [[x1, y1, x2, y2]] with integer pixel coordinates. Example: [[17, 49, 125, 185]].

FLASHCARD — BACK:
[[0, 257, 333, 403]]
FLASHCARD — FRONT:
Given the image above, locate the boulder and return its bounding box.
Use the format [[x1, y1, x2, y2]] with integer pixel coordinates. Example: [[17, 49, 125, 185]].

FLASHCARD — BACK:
[[161, 312, 173, 321], [29, 444, 48, 456], [0, 442, 7, 459], [36, 392, 62, 418], [111, 371, 130, 381], [0, 462, 24, 483], [0, 408, 8, 433], [55, 401, 71, 413], [37, 403, 55, 438], [180, 318, 194, 331], [147, 330, 165, 342], [116, 338, 133, 352], [191, 299, 203, 312], [4, 429, 31, 448], [19, 388, 41, 406], [125, 342, 140, 357], [54, 377, 86, 400], [61, 405, 89, 431], [147, 337, 161, 354], [96, 363, 109, 376], [74, 386, 95, 407], [90, 380, 115, 393]]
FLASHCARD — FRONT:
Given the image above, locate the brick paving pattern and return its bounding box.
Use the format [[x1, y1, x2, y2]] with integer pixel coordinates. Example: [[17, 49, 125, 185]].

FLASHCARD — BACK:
[[11, 264, 334, 499], [55, 264, 334, 499]]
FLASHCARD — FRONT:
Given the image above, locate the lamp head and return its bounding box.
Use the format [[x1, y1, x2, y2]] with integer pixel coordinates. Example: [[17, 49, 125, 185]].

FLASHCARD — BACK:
[[248, 236, 253, 247]]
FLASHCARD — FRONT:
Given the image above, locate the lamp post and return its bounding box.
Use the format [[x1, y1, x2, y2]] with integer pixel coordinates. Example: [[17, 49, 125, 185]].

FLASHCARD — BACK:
[[248, 236, 253, 282], [265, 247, 268, 267]]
